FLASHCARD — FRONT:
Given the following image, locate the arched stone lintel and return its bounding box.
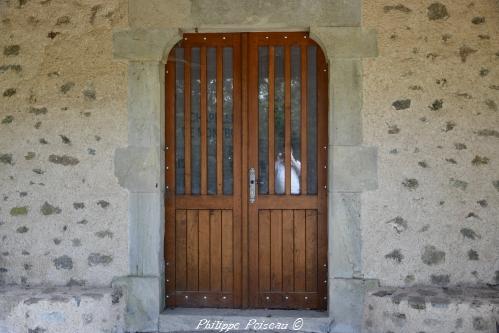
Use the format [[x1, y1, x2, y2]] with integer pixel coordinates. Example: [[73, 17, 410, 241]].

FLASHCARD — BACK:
[[112, 27, 378, 63]]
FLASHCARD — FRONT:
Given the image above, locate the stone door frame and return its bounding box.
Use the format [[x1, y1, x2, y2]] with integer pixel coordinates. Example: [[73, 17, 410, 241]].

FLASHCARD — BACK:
[[112, 23, 378, 333]]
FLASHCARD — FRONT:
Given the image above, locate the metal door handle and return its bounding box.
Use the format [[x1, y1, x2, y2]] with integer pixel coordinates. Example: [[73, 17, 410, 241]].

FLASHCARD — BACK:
[[249, 167, 256, 204]]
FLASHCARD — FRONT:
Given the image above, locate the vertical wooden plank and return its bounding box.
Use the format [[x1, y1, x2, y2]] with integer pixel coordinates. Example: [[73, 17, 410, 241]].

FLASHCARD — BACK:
[[186, 210, 199, 290], [305, 209, 318, 292], [210, 210, 222, 291], [284, 46, 291, 195], [270, 210, 282, 291], [282, 210, 294, 292], [241, 33, 250, 308], [198, 210, 210, 291], [200, 47, 208, 195], [317, 48, 329, 310], [293, 209, 306, 292], [165, 57, 177, 306], [216, 46, 224, 194], [184, 47, 192, 194], [175, 210, 187, 291], [268, 46, 275, 195], [232, 34, 243, 307], [300, 45, 308, 195], [247, 33, 260, 307], [221, 210, 233, 292], [258, 210, 271, 292]]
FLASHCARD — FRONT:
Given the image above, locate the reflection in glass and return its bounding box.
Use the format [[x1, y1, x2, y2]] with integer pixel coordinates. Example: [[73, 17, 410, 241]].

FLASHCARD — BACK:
[[175, 48, 185, 195], [207, 48, 217, 194], [223, 47, 233, 195], [191, 48, 201, 194], [258, 47, 269, 194], [274, 47, 285, 194], [307, 46, 317, 194], [290, 46, 301, 194]]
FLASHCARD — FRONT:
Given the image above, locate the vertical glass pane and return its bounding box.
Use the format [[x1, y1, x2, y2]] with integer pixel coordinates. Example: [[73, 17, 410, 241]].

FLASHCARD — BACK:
[[191, 48, 201, 194], [307, 46, 317, 194], [258, 47, 269, 194], [207, 48, 217, 195], [175, 48, 185, 195], [290, 46, 301, 195], [223, 47, 233, 195], [274, 47, 285, 195]]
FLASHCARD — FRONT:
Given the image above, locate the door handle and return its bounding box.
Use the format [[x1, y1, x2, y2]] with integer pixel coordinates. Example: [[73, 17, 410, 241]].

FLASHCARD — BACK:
[[249, 167, 256, 204]]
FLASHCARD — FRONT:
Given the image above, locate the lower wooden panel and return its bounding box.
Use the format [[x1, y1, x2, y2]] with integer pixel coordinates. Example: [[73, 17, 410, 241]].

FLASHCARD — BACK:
[[168, 209, 234, 308], [256, 209, 324, 309]]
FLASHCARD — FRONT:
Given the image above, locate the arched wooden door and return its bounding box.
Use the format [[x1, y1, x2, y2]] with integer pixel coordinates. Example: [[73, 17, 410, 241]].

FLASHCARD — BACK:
[[165, 32, 328, 310]]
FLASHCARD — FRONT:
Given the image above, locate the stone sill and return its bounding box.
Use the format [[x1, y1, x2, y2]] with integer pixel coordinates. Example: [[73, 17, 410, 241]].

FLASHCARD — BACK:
[[0, 285, 125, 333], [159, 308, 331, 333]]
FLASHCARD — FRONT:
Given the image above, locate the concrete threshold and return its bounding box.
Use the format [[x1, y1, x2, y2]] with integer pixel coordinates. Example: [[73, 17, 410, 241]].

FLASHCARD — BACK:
[[159, 308, 332, 333]]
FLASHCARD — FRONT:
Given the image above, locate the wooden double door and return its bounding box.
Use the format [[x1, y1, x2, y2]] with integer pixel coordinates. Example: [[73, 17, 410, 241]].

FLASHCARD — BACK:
[[165, 32, 328, 310]]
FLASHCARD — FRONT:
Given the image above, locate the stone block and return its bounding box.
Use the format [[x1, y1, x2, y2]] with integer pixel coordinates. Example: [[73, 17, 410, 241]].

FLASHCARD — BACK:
[[114, 146, 161, 192], [113, 276, 160, 333], [329, 59, 363, 145], [0, 286, 125, 333], [330, 146, 378, 192], [329, 193, 362, 278], [329, 278, 378, 333], [310, 27, 378, 59], [129, 192, 164, 276], [113, 29, 181, 62], [190, 0, 361, 27], [128, 61, 164, 147]]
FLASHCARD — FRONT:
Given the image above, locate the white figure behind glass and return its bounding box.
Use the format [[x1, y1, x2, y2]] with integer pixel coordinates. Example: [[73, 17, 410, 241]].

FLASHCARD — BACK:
[[275, 150, 301, 194]]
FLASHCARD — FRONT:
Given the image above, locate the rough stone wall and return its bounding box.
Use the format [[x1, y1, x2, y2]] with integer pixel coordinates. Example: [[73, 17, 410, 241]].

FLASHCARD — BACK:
[[0, 0, 129, 287], [1, 0, 498, 300], [362, 0, 499, 287]]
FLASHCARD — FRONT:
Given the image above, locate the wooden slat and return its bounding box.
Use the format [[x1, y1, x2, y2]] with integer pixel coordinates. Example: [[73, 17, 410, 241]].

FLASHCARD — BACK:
[[256, 195, 318, 209], [282, 210, 294, 292], [216, 46, 223, 194], [247, 33, 260, 307], [251, 32, 310, 45], [210, 210, 222, 291], [184, 47, 192, 194], [221, 210, 233, 292], [293, 210, 306, 292], [305, 209, 318, 292], [300, 45, 308, 194], [259, 291, 320, 309], [186, 210, 199, 290], [200, 47, 208, 195], [258, 210, 271, 293], [270, 210, 282, 291], [198, 210, 210, 291], [165, 57, 177, 306], [241, 32, 250, 308], [175, 291, 233, 308], [284, 46, 291, 195], [317, 48, 329, 310], [175, 210, 187, 291], [175, 195, 233, 209], [232, 35, 243, 307], [268, 46, 275, 195], [180, 33, 239, 46]]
